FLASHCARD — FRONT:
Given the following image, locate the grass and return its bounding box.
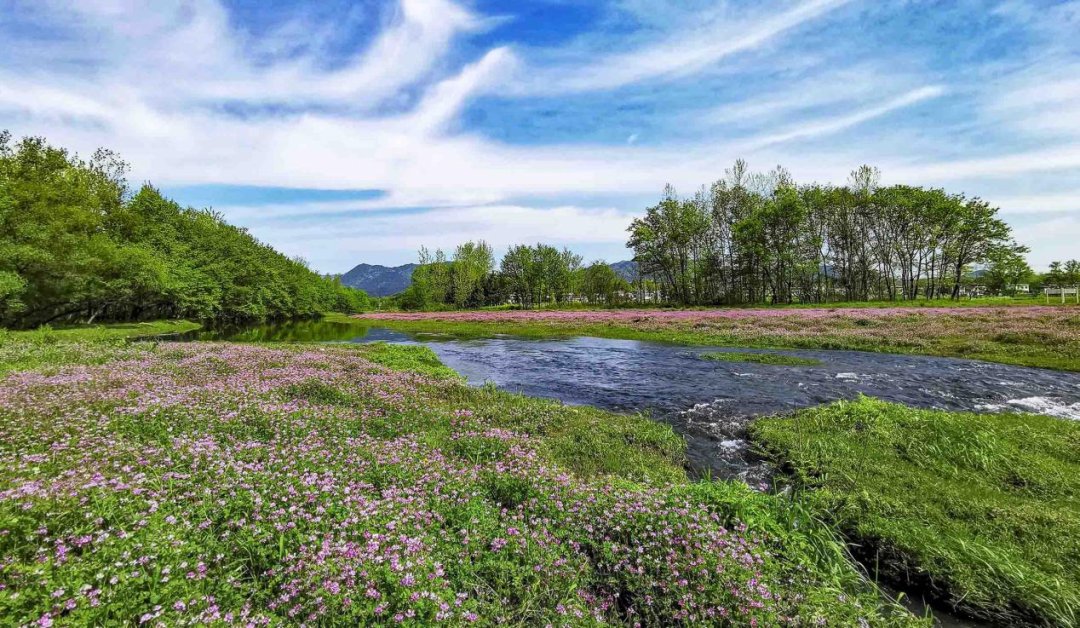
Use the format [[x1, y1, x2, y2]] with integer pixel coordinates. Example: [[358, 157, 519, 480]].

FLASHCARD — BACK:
[[0, 323, 926, 626], [700, 351, 823, 366], [358, 306, 1080, 372], [0, 319, 200, 374], [751, 397, 1080, 626]]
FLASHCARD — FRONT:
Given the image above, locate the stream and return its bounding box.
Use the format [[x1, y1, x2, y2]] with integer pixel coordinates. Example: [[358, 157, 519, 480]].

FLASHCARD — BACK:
[[170, 321, 1080, 484]]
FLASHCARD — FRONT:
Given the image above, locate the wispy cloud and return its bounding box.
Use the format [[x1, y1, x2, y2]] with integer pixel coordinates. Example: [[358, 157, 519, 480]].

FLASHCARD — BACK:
[[740, 86, 947, 151], [513, 0, 856, 94]]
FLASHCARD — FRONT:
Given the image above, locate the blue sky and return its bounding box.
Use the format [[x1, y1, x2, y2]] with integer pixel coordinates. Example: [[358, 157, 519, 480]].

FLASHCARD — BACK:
[[1, 0, 1078, 273]]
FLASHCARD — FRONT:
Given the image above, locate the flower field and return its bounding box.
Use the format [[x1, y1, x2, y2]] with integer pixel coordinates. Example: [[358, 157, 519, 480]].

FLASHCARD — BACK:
[[358, 305, 1080, 371], [0, 339, 920, 626]]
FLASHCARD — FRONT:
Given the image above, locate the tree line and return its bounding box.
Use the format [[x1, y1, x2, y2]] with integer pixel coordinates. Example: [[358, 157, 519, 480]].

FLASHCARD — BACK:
[[398, 242, 633, 310], [627, 161, 1028, 305], [0, 133, 369, 328], [398, 161, 1074, 310]]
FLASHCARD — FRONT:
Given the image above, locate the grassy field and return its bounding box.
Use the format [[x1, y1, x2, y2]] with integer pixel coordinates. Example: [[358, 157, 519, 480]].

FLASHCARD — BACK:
[[357, 304, 1080, 371], [0, 331, 923, 626], [752, 397, 1080, 626]]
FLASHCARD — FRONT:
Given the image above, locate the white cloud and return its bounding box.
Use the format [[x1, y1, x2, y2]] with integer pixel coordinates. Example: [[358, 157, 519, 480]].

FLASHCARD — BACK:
[[513, 0, 855, 94], [248, 204, 637, 271], [887, 146, 1080, 183], [1012, 215, 1080, 268], [739, 86, 946, 150], [993, 193, 1080, 215]]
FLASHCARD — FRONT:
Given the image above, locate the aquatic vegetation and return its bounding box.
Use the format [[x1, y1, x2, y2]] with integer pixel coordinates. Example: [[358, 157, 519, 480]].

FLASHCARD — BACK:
[[699, 352, 823, 367], [0, 341, 921, 626], [359, 306, 1080, 371], [752, 397, 1080, 626]]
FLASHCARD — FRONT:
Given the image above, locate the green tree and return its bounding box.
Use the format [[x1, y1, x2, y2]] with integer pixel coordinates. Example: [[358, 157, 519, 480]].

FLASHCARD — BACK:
[[984, 244, 1033, 295], [451, 241, 494, 307]]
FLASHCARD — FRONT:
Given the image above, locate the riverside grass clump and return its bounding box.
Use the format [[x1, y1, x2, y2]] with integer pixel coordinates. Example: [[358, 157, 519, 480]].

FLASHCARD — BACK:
[[700, 352, 823, 367], [358, 305, 1080, 371], [0, 340, 923, 626], [752, 397, 1080, 626]]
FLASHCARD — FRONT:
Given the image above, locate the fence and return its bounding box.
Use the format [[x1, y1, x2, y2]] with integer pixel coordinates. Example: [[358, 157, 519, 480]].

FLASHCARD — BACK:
[[1044, 287, 1080, 304]]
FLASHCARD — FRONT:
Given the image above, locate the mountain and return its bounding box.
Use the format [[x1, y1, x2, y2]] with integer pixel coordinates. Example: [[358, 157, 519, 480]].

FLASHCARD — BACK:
[[340, 263, 417, 297], [609, 260, 639, 282]]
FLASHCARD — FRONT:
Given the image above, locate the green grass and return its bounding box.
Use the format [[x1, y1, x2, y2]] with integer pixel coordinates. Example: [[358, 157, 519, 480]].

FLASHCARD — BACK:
[[0, 320, 200, 374], [356, 342, 464, 381], [700, 351, 823, 366], [751, 397, 1080, 626]]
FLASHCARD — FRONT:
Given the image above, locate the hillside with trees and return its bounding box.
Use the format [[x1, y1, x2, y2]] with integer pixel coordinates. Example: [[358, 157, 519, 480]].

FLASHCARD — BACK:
[[0, 133, 369, 328]]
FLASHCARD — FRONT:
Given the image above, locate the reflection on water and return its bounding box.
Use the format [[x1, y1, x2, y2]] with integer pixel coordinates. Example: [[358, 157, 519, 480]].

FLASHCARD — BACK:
[[173, 319, 1080, 484], [170, 320, 383, 343]]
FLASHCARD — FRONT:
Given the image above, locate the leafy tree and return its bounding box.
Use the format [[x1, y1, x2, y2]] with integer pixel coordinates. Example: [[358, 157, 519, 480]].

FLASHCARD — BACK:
[[452, 241, 494, 307], [580, 262, 628, 305], [0, 133, 369, 328], [984, 244, 1033, 295]]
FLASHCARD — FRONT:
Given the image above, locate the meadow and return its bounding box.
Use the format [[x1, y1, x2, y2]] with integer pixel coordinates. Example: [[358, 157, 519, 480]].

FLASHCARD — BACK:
[[0, 331, 921, 626]]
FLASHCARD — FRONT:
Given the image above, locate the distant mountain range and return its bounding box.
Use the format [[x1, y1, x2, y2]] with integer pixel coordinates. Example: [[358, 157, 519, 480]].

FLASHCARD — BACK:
[[341, 260, 641, 297], [340, 263, 417, 297]]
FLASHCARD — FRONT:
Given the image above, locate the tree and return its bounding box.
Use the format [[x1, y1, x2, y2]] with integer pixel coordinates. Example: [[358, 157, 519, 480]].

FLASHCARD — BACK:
[[984, 244, 1033, 295], [947, 198, 1010, 299], [451, 241, 494, 307], [500, 245, 535, 308], [627, 186, 710, 305]]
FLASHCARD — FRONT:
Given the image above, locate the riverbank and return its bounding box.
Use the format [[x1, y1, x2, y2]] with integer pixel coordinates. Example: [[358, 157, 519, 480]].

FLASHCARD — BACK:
[[752, 398, 1080, 626], [354, 306, 1080, 371], [0, 320, 200, 374], [0, 333, 922, 625]]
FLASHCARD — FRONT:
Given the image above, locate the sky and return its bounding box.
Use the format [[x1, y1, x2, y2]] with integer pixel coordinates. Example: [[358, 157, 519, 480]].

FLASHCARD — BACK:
[[1, 0, 1078, 273]]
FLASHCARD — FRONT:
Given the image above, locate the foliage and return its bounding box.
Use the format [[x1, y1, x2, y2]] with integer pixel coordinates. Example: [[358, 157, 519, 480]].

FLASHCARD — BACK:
[[752, 397, 1080, 626], [401, 242, 599, 310], [0, 338, 922, 626], [0, 132, 369, 328]]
